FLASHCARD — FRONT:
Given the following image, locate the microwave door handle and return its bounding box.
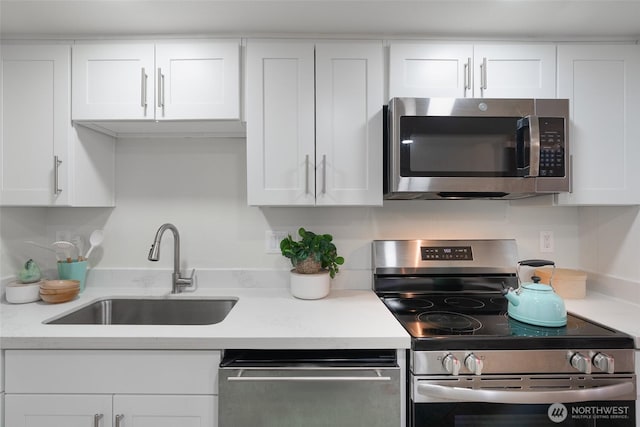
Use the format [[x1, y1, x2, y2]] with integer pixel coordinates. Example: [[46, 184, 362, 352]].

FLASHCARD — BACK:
[[527, 115, 541, 177]]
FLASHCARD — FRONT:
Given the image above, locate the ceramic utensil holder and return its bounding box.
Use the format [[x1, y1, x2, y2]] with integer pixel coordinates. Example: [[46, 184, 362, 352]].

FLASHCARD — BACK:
[[57, 259, 88, 292]]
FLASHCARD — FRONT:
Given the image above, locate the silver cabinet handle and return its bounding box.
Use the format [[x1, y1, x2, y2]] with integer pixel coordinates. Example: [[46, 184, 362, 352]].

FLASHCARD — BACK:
[[115, 414, 124, 427], [417, 381, 634, 404], [53, 155, 63, 195], [93, 414, 103, 427], [321, 154, 327, 194], [157, 67, 165, 115], [480, 57, 488, 97], [140, 67, 148, 111], [305, 154, 310, 195], [464, 57, 471, 97]]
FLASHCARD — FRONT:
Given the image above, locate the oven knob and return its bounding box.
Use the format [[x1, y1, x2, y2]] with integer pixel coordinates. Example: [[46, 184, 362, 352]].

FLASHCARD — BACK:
[[568, 352, 592, 374], [442, 353, 461, 376], [592, 352, 615, 374], [464, 353, 483, 376]]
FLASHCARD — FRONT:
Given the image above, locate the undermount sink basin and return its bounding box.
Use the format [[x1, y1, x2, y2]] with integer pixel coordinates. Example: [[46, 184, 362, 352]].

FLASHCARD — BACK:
[[45, 297, 237, 325]]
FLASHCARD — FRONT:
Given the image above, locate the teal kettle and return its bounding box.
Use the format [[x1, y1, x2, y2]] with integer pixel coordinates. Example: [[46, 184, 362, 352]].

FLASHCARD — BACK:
[[503, 259, 567, 327]]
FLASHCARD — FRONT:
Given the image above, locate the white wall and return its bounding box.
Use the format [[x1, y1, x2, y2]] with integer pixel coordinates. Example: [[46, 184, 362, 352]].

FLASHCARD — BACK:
[[1, 137, 582, 287], [578, 206, 640, 302]]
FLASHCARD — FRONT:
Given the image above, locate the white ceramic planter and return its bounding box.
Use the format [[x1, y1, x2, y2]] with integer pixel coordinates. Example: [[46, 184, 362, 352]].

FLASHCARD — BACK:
[[289, 270, 331, 300]]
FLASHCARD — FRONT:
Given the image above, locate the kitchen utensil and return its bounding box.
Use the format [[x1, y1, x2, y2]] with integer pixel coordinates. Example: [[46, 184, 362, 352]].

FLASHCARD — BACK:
[[39, 288, 79, 303], [502, 259, 567, 327], [39, 279, 80, 303], [40, 279, 81, 290], [52, 240, 78, 262], [25, 240, 60, 260], [84, 229, 104, 259], [5, 280, 42, 303]]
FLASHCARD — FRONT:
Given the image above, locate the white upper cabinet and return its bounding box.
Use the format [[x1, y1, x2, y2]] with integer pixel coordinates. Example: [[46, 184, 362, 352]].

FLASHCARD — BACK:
[[555, 44, 640, 206], [389, 43, 473, 98], [1, 44, 70, 205], [72, 43, 155, 120], [1, 44, 115, 207], [246, 40, 383, 206], [246, 40, 316, 206], [389, 42, 556, 99], [155, 42, 240, 120], [315, 42, 383, 206], [71, 40, 241, 136]]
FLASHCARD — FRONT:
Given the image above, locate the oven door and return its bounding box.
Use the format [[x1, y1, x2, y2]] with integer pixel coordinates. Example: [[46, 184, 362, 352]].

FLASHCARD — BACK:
[[411, 374, 636, 427]]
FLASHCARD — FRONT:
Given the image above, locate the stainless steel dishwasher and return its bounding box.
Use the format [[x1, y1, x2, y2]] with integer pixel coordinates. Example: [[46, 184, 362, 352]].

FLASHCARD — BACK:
[[219, 349, 402, 427]]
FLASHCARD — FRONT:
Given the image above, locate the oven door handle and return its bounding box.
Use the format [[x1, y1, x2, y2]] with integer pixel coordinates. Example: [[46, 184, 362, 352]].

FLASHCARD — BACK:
[[417, 381, 635, 404]]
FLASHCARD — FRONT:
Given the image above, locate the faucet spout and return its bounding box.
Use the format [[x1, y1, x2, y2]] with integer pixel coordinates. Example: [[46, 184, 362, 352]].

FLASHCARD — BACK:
[[148, 223, 193, 294]]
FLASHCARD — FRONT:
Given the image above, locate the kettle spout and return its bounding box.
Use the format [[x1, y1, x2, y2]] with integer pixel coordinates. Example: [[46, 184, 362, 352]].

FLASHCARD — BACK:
[[502, 287, 520, 306]]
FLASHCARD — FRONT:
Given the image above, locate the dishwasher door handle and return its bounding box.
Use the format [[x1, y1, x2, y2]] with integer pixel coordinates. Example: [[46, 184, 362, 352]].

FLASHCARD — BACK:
[[227, 369, 392, 382]]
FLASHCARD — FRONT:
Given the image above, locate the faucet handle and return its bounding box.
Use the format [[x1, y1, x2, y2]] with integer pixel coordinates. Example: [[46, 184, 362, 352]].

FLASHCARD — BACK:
[[176, 268, 196, 291]]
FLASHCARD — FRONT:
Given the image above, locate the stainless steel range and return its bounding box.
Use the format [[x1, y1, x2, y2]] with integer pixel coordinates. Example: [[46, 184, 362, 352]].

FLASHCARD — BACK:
[[373, 239, 636, 427]]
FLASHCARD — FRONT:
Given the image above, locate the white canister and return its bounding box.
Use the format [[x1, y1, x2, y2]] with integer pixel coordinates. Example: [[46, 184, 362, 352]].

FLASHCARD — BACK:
[[5, 280, 42, 303], [290, 270, 331, 300]]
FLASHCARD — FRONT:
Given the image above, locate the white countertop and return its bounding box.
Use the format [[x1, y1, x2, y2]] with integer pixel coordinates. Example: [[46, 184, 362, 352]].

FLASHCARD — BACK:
[[0, 287, 411, 350], [2, 279, 638, 351], [565, 292, 640, 349]]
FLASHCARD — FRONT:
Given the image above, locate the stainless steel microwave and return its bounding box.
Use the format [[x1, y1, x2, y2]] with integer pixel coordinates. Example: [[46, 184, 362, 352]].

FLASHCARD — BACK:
[[384, 97, 570, 200]]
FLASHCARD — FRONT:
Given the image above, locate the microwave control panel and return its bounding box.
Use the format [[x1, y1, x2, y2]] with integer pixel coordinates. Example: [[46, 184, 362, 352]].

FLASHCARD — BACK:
[[538, 117, 565, 177]]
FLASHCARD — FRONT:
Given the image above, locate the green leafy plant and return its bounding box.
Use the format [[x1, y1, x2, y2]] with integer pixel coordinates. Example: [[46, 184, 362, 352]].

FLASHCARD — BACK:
[[280, 228, 345, 278]]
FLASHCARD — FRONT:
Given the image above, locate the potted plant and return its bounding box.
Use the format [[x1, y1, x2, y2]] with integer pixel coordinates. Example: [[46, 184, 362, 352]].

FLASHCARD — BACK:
[[280, 227, 344, 299]]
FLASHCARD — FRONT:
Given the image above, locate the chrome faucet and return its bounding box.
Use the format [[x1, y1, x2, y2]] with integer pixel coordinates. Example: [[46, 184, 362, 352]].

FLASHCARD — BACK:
[[148, 223, 194, 294]]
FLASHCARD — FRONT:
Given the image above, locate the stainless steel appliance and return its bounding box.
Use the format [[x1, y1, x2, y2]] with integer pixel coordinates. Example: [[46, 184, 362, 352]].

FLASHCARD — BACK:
[[384, 98, 570, 200], [374, 239, 636, 426], [219, 349, 402, 427]]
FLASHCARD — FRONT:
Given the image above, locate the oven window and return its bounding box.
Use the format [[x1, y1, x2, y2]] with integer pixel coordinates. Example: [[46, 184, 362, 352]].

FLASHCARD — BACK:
[[399, 116, 519, 177], [413, 401, 636, 426]]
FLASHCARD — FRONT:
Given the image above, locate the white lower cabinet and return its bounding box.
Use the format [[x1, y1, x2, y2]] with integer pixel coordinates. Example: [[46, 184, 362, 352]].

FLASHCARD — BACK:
[[6, 394, 113, 426], [5, 394, 215, 427], [4, 350, 219, 427]]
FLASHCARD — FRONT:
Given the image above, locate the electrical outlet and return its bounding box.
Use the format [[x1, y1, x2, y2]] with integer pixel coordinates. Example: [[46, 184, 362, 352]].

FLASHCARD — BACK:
[[265, 230, 290, 254], [539, 231, 554, 253]]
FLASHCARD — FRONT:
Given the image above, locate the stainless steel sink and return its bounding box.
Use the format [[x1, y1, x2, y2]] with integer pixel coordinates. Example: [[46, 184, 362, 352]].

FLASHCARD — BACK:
[[45, 297, 237, 325]]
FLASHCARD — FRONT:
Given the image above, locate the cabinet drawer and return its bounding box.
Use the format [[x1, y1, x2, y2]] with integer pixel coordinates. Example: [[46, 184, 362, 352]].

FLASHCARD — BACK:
[[5, 350, 220, 394]]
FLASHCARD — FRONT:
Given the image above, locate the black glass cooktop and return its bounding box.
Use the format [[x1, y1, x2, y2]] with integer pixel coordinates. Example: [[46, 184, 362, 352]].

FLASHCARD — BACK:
[[381, 294, 635, 351]]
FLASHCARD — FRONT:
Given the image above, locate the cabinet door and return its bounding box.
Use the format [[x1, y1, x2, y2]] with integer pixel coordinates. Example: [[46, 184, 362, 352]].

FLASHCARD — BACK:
[[4, 394, 112, 427], [114, 395, 216, 427], [246, 40, 315, 206], [315, 42, 383, 206], [155, 40, 240, 120], [473, 44, 556, 98], [1, 44, 70, 205], [389, 43, 473, 98], [555, 44, 640, 205], [72, 43, 154, 120]]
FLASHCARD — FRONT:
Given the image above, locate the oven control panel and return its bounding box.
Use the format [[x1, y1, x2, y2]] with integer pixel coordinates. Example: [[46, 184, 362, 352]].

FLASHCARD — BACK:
[[421, 246, 473, 261]]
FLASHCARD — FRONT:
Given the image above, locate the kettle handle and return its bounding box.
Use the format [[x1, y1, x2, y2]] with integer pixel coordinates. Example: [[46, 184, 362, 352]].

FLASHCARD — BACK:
[[518, 259, 555, 268]]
